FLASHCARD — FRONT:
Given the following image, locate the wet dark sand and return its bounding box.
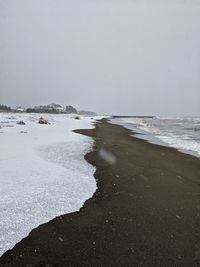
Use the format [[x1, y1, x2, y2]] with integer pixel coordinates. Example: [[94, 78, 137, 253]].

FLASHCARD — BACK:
[[1, 119, 200, 267]]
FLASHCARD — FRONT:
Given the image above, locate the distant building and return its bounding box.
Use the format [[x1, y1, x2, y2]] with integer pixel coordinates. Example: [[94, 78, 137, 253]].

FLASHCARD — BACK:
[[15, 106, 26, 112]]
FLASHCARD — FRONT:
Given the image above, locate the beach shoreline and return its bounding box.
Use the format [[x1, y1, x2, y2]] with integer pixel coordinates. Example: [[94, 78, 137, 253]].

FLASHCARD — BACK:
[[1, 119, 200, 266]]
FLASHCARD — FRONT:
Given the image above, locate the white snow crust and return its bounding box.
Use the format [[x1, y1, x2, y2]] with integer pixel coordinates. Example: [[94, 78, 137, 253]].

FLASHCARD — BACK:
[[0, 113, 100, 256]]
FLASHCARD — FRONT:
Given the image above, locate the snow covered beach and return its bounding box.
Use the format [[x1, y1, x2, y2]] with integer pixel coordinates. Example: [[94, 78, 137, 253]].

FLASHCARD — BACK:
[[1, 119, 200, 266], [0, 113, 99, 256]]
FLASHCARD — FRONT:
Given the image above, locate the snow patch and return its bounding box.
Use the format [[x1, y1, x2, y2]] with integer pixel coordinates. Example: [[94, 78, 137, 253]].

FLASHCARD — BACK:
[[0, 113, 101, 256]]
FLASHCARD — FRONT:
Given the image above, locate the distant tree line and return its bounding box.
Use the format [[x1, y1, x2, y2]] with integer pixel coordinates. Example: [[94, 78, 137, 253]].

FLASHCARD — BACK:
[[26, 108, 62, 114], [0, 104, 11, 111], [0, 103, 96, 116], [27, 105, 78, 114]]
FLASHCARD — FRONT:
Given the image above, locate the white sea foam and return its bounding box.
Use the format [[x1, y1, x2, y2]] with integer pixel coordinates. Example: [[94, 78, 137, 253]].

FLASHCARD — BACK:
[[0, 113, 101, 256]]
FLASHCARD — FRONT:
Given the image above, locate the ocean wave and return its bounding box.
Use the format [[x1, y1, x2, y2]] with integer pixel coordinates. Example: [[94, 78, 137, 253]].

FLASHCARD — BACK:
[[117, 117, 200, 158]]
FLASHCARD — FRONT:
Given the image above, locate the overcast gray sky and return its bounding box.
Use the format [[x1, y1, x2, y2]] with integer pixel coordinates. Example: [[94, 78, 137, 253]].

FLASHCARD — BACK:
[[0, 0, 200, 115]]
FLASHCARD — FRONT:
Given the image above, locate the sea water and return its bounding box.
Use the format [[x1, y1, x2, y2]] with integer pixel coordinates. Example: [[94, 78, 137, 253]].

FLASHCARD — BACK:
[[112, 117, 200, 158]]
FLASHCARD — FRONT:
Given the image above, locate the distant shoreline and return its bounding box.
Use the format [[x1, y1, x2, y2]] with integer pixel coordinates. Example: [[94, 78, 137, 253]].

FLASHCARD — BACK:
[[0, 111, 154, 118], [0, 103, 97, 116]]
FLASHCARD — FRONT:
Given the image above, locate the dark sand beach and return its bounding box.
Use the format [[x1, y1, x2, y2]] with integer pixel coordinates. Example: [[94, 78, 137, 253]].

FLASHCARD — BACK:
[[1, 119, 200, 267]]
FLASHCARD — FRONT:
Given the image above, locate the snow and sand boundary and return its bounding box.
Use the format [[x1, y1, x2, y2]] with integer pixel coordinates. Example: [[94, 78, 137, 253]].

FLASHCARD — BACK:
[[1, 119, 200, 266], [0, 113, 103, 256]]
